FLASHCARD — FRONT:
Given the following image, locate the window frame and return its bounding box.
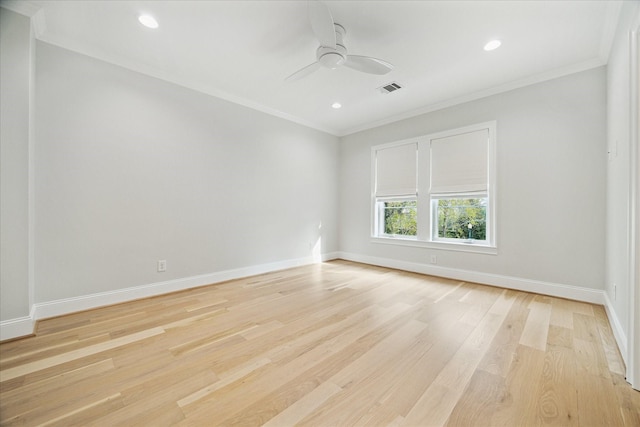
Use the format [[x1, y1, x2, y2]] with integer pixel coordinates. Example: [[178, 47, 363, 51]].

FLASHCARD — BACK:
[[371, 121, 497, 255]]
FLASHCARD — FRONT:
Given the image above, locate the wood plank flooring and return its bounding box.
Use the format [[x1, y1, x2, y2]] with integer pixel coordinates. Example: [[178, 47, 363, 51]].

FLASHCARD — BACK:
[[1, 260, 638, 426]]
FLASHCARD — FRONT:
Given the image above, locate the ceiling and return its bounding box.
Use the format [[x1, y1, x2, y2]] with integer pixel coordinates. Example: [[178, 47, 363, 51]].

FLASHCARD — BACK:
[[5, 0, 623, 136]]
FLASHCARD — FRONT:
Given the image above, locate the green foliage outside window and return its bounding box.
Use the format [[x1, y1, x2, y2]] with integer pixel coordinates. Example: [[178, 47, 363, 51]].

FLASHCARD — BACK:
[[383, 201, 417, 236], [437, 198, 486, 240]]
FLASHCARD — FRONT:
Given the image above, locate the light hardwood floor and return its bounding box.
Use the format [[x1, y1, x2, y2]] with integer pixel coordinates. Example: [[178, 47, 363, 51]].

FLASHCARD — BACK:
[[1, 260, 638, 426]]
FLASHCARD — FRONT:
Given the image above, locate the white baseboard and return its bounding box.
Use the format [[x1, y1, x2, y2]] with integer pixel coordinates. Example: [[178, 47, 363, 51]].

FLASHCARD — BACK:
[[1, 252, 340, 341], [1, 251, 611, 342], [337, 252, 606, 305], [603, 291, 629, 366], [0, 315, 35, 341]]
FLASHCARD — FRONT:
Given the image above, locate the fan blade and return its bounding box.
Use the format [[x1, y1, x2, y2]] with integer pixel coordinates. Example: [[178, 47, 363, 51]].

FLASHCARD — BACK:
[[344, 55, 394, 75], [308, 0, 336, 48], [285, 61, 322, 82]]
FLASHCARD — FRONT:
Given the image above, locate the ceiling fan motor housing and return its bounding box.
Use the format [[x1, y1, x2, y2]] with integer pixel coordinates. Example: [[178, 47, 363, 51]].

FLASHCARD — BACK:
[[317, 46, 346, 68], [316, 23, 347, 69]]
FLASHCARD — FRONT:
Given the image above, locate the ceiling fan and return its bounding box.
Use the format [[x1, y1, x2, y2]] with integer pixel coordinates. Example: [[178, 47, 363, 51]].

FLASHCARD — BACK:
[[286, 0, 394, 81]]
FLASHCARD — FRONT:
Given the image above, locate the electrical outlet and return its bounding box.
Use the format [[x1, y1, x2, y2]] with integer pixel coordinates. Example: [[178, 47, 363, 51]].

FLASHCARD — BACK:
[[158, 260, 167, 272], [430, 255, 437, 264]]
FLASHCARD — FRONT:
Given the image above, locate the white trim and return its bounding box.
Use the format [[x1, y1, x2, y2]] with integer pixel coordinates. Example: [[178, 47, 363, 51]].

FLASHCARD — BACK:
[[370, 137, 421, 152], [604, 290, 628, 366], [0, 0, 41, 17], [31, 8, 46, 39], [422, 121, 496, 143], [28, 5, 37, 332], [599, 1, 625, 62], [0, 316, 35, 341], [0, 252, 339, 341], [628, 18, 640, 391], [337, 251, 605, 305], [371, 236, 498, 255], [0, 4, 38, 343]]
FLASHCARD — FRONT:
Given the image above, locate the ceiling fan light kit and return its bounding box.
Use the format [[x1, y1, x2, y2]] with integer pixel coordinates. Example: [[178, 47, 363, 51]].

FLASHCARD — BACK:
[[484, 39, 502, 51], [286, 1, 394, 81], [138, 14, 159, 29], [317, 46, 346, 69]]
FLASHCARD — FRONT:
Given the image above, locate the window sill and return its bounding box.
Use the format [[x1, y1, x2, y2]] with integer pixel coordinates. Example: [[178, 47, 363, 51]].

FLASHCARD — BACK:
[[371, 236, 498, 255]]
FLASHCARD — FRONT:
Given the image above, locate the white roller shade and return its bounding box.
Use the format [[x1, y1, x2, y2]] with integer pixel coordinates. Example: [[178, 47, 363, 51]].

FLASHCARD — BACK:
[[430, 129, 488, 194], [375, 143, 417, 197]]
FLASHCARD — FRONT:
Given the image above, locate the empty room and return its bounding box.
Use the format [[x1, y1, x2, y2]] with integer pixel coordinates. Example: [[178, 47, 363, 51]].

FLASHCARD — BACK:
[[1, 0, 639, 425]]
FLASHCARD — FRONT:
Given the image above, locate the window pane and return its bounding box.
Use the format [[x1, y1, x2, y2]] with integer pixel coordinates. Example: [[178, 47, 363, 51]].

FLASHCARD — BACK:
[[436, 198, 486, 240], [382, 200, 417, 236]]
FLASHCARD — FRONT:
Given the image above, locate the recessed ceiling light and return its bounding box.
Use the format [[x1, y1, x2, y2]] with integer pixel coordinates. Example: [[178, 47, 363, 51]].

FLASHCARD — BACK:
[[484, 40, 501, 51], [138, 14, 159, 29], [331, 102, 342, 109]]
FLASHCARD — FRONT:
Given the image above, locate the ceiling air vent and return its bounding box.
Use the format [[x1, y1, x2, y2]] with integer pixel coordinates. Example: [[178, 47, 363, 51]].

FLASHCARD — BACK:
[[379, 82, 403, 94]]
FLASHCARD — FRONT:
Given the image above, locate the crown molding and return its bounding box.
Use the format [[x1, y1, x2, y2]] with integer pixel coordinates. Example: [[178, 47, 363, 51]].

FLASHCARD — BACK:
[[0, 0, 41, 17]]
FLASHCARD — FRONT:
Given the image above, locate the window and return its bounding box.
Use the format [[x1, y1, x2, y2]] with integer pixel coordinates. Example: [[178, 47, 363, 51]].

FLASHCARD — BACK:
[[372, 141, 418, 240], [377, 199, 417, 237], [433, 196, 487, 242], [372, 122, 496, 253]]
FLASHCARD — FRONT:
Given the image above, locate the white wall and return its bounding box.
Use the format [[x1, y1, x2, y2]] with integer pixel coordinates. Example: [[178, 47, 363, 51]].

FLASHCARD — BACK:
[[339, 67, 607, 297], [605, 0, 640, 379], [0, 8, 33, 327], [33, 41, 339, 304]]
